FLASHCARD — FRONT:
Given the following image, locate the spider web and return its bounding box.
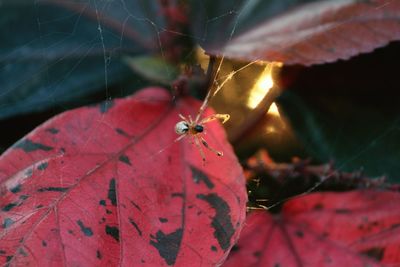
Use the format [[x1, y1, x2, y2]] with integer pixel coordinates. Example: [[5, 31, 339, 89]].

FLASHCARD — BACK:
[[1, 0, 399, 209]]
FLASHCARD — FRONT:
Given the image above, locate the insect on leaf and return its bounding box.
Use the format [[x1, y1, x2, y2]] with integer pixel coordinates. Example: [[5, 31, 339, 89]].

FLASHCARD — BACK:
[[0, 87, 247, 266]]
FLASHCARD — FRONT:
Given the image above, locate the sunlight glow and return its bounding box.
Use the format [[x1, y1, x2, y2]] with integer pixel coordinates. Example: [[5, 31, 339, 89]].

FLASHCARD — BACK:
[[265, 125, 277, 133], [267, 102, 280, 116], [247, 66, 274, 109], [246, 62, 282, 109]]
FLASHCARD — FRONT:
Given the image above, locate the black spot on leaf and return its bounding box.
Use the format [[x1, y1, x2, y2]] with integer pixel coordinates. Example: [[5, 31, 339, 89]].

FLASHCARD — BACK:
[[190, 166, 214, 189], [171, 192, 184, 198], [37, 187, 68, 192], [119, 155, 132, 166], [6, 255, 13, 263], [37, 162, 48, 170], [99, 200, 106, 206], [2, 202, 17, 212], [361, 247, 385, 261], [42, 240, 47, 247], [313, 203, 324, 210], [129, 217, 142, 236], [14, 139, 53, 152], [99, 100, 114, 113], [197, 193, 234, 251], [46, 128, 59, 134], [96, 250, 102, 259], [150, 228, 183, 266], [115, 128, 130, 138], [19, 195, 29, 200], [231, 245, 240, 252], [2, 195, 29, 212], [295, 230, 304, 238], [335, 209, 351, 214], [130, 200, 141, 211], [211, 246, 217, 252], [10, 184, 21, 193], [159, 218, 168, 223], [105, 225, 119, 242], [25, 168, 33, 177], [18, 248, 28, 256], [253, 251, 261, 258], [2, 218, 14, 228], [108, 179, 117, 206], [77, 220, 93, 237], [390, 223, 400, 229]]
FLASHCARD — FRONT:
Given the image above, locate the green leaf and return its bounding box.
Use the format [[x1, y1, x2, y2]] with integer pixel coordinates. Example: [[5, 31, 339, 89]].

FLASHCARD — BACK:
[[0, 0, 162, 119], [277, 43, 400, 182], [124, 56, 179, 85], [279, 91, 400, 182]]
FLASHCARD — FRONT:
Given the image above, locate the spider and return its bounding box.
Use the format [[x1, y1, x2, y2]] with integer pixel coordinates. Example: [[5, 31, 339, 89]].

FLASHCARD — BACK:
[[174, 89, 230, 163]]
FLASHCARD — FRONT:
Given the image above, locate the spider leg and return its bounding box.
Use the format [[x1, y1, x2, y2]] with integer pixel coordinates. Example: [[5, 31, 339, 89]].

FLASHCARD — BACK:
[[194, 135, 206, 164], [200, 114, 230, 125], [188, 115, 193, 124], [179, 114, 188, 121], [195, 89, 212, 122], [150, 134, 186, 158], [200, 136, 223, 156], [174, 134, 186, 143]]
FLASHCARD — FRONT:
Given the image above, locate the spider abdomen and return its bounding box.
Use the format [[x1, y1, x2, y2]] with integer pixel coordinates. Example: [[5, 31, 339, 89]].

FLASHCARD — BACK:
[[175, 121, 189, 135]]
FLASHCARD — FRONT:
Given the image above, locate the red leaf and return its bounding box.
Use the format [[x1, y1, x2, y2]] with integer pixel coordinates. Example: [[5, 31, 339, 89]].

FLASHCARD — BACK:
[[0, 87, 247, 266], [218, 0, 400, 65], [223, 190, 400, 267]]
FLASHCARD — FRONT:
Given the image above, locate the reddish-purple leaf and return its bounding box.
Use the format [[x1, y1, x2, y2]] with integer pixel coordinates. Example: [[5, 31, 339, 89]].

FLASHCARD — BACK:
[[223, 190, 400, 267], [216, 0, 400, 65], [0, 87, 247, 266]]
